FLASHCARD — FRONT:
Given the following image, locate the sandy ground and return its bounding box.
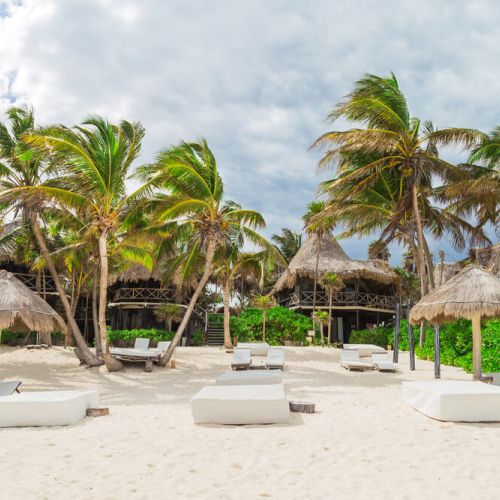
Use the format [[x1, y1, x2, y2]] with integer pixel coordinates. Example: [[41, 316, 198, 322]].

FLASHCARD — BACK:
[[0, 345, 499, 500]]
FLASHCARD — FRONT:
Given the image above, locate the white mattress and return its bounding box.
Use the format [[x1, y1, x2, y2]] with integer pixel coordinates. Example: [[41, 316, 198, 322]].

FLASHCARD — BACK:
[[0, 390, 100, 427], [109, 348, 159, 359], [403, 381, 500, 422], [191, 384, 289, 424], [343, 344, 386, 357], [236, 342, 270, 356], [216, 370, 282, 386]]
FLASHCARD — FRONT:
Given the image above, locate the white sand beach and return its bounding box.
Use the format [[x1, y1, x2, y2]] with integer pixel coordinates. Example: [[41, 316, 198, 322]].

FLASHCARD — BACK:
[[1, 345, 499, 500]]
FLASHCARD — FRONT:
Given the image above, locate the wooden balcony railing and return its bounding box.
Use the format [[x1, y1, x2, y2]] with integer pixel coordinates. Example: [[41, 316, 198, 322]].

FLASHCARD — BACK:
[[282, 290, 397, 311], [14, 272, 57, 293], [112, 287, 177, 303]]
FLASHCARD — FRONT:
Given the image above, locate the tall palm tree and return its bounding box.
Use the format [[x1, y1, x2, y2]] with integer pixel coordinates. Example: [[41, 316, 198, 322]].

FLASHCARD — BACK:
[[26, 116, 149, 371], [0, 107, 102, 366], [312, 73, 482, 297], [302, 200, 336, 320], [271, 228, 302, 262], [320, 272, 344, 344], [139, 139, 267, 365]]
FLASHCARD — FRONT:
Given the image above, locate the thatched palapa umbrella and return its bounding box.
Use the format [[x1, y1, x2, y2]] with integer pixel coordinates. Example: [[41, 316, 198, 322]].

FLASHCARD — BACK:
[[410, 265, 500, 380], [0, 270, 66, 338]]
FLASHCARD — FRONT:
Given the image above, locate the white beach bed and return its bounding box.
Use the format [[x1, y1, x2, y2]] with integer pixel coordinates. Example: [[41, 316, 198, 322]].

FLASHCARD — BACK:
[[191, 384, 289, 425], [231, 348, 252, 370], [0, 390, 99, 427], [216, 370, 282, 386], [403, 381, 500, 422], [236, 342, 270, 356], [372, 353, 398, 372], [340, 350, 376, 371], [265, 348, 285, 369], [343, 344, 387, 357]]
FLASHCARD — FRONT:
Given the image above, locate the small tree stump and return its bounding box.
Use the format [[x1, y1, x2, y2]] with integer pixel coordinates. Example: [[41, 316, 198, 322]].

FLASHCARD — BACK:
[[289, 401, 315, 413], [170, 360, 176, 369], [86, 407, 109, 417]]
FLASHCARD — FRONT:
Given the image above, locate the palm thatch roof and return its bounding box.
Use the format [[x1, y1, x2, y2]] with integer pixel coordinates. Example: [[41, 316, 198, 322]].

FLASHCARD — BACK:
[[0, 270, 67, 334], [108, 263, 163, 286], [433, 262, 463, 286], [410, 265, 500, 324], [272, 233, 399, 293], [469, 243, 500, 276]]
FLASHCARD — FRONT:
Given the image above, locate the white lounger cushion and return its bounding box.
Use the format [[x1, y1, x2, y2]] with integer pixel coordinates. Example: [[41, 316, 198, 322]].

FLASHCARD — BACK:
[[0, 390, 99, 427], [343, 344, 386, 357], [231, 348, 251, 367], [151, 341, 171, 353], [372, 353, 398, 372], [340, 350, 374, 370], [266, 348, 285, 368], [109, 347, 160, 359], [216, 370, 282, 386], [237, 342, 270, 356], [403, 381, 500, 422], [134, 338, 150, 350], [191, 384, 289, 425]]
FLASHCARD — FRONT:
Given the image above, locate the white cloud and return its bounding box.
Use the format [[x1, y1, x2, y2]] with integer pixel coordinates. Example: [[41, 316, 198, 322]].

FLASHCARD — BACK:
[[1, 0, 499, 264]]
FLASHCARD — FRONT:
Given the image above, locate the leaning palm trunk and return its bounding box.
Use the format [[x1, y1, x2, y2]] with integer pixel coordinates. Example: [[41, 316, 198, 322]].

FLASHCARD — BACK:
[[223, 278, 233, 349], [98, 230, 123, 372], [91, 269, 102, 357], [160, 238, 216, 366], [422, 235, 435, 291], [30, 215, 102, 366]]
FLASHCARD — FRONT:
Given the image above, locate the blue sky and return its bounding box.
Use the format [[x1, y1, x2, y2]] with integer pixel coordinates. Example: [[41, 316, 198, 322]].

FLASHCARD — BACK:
[[1, 0, 498, 265]]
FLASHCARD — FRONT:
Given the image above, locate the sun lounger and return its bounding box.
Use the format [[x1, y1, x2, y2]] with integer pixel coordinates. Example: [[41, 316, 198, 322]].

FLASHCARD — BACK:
[[372, 353, 398, 372], [0, 389, 99, 427], [236, 342, 270, 356], [134, 338, 150, 350], [231, 348, 252, 370], [266, 348, 285, 370], [340, 350, 376, 371], [191, 384, 289, 424], [403, 380, 500, 422], [0, 381, 21, 396], [151, 341, 171, 353], [109, 347, 161, 372], [216, 370, 282, 386], [343, 344, 386, 357]]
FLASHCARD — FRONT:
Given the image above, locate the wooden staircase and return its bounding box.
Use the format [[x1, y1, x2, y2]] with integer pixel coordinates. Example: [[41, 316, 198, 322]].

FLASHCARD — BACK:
[[206, 313, 224, 346]]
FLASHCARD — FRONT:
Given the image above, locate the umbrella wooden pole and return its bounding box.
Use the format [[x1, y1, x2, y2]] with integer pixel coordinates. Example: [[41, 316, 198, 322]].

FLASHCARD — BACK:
[[393, 301, 400, 363], [433, 325, 440, 379], [472, 313, 482, 381], [407, 301, 416, 370]]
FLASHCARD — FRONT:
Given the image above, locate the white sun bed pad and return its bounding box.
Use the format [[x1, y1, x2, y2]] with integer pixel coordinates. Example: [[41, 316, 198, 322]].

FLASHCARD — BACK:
[[216, 370, 282, 386], [403, 381, 500, 422], [343, 344, 387, 357], [109, 348, 160, 359], [236, 342, 270, 356], [191, 384, 289, 425], [0, 390, 99, 427]]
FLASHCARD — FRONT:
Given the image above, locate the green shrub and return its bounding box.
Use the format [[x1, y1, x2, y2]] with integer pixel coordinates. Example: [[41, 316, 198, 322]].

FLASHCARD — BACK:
[[0, 330, 65, 345], [191, 329, 204, 346], [349, 326, 391, 347], [107, 328, 174, 347], [230, 306, 312, 346]]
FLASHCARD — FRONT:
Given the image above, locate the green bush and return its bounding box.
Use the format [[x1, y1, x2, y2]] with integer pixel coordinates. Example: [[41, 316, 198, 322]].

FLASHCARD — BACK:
[[349, 326, 391, 347], [230, 306, 312, 346], [191, 329, 204, 346], [0, 330, 65, 345], [107, 328, 174, 347]]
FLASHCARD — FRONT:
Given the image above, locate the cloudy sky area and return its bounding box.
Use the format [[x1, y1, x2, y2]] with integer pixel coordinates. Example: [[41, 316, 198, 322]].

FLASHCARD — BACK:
[[1, 0, 498, 264]]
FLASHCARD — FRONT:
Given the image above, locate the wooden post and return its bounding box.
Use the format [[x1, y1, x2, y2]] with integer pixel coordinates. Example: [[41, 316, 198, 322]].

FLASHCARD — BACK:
[[407, 301, 415, 371], [433, 325, 440, 379], [393, 302, 400, 363], [472, 313, 482, 381]]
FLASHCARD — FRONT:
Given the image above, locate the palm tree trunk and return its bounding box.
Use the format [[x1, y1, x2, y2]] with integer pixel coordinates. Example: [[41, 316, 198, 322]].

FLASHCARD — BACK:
[[160, 237, 216, 366], [30, 214, 102, 366], [223, 278, 233, 349], [327, 290, 333, 344], [411, 184, 428, 298], [312, 234, 321, 324], [98, 229, 123, 372], [91, 269, 102, 357], [262, 306, 266, 341], [422, 235, 435, 291]]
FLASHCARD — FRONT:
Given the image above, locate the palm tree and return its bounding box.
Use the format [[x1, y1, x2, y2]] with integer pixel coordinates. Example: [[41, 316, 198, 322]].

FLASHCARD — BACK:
[[368, 240, 390, 261], [154, 303, 182, 332], [302, 200, 336, 321], [139, 139, 267, 365], [271, 228, 302, 262], [26, 116, 149, 371], [0, 107, 102, 366], [312, 73, 482, 298], [320, 272, 344, 344], [313, 310, 329, 346], [254, 293, 274, 341]]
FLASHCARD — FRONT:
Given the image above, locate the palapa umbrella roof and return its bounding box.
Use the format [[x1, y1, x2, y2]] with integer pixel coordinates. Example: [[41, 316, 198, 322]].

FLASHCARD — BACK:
[[410, 265, 500, 324], [0, 270, 67, 334], [272, 232, 399, 293], [108, 263, 163, 286]]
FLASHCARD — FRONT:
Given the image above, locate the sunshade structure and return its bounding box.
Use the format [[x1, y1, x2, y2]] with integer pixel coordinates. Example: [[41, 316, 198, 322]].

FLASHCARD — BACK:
[[410, 265, 500, 380], [0, 270, 66, 335]]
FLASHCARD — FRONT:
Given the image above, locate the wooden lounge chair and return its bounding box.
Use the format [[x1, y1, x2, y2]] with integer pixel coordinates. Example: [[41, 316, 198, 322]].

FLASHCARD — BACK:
[[343, 344, 386, 357], [151, 341, 170, 354], [236, 342, 269, 356], [340, 350, 376, 371], [0, 381, 21, 396], [265, 348, 285, 370], [109, 347, 160, 372], [372, 353, 398, 372], [231, 348, 252, 370]]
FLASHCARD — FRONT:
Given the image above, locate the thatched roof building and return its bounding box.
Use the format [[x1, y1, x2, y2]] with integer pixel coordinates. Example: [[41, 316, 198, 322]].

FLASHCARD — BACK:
[[272, 233, 399, 293], [0, 270, 66, 334], [108, 263, 163, 286]]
